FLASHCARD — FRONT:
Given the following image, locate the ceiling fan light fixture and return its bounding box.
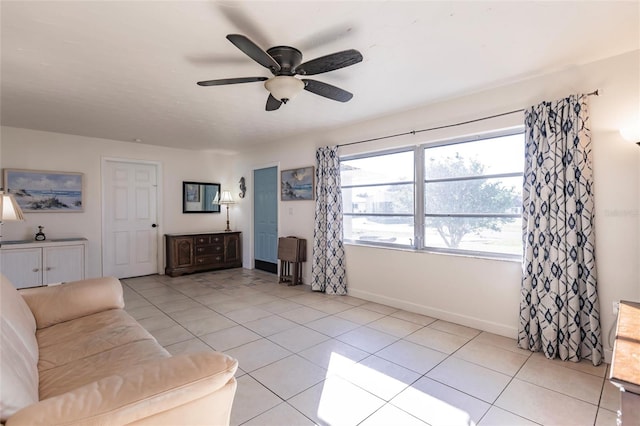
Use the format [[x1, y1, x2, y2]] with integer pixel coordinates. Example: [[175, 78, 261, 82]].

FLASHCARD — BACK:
[[264, 76, 305, 103]]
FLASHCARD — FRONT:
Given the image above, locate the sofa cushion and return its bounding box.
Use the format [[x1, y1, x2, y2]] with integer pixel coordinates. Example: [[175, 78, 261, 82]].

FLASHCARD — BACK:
[[7, 353, 238, 426], [36, 308, 170, 400], [20, 277, 124, 329], [37, 309, 158, 372], [39, 336, 170, 399], [0, 274, 39, 423]]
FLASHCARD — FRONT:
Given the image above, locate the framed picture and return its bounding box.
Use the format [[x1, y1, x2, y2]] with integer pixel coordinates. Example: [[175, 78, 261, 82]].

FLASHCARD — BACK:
[[3, 168, 84, 212], [281, 166, 314, 201]]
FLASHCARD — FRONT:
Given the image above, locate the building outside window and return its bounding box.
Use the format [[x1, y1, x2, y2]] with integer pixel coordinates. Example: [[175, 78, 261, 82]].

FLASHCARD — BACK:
[[341, 130, 524, 257]]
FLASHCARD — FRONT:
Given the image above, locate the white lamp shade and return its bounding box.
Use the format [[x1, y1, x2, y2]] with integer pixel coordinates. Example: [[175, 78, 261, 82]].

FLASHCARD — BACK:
[[219, 190, 235, 205], [620, 124, 640, 143], [264, 76, 305, 102], [0, 191, 25, 221]]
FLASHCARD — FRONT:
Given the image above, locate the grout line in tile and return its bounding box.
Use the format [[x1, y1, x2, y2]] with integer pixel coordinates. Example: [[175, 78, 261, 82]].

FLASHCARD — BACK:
[[124, 270, 613, 426]]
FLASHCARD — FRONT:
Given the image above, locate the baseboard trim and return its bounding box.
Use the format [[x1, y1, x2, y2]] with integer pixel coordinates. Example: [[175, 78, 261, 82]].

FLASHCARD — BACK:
[[255, 260, 277, 274], [348, 288, 518, 339], [604, 349, 613, 364]]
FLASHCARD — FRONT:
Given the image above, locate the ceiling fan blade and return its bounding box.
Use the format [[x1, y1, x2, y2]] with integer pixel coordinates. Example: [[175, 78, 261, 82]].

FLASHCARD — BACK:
[[197, 77, 268, 86], [295, 49, 363, 76], [226, 34, 281, 72], [266, 94, 282, 111], [302, 79, 353, 102]]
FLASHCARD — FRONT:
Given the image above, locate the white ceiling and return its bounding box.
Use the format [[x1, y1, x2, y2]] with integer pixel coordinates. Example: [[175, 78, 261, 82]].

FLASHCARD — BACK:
[[1, 1, 638, 152]]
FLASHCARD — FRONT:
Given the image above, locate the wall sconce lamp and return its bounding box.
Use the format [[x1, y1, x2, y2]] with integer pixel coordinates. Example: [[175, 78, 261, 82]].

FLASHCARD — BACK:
[[217, 190, 236, 232], [0, 191, 25, 247], [620, 124, 640, 146]]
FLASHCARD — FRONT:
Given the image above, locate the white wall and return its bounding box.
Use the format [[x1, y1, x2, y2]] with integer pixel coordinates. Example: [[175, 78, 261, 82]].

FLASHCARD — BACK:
[[235, 50, 640, 360], [0, 127, 236, 278], [232, 139, 317, 277]]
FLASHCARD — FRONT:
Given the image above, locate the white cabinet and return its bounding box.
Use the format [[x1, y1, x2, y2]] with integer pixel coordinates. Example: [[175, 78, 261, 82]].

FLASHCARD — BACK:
[[0, 239, 87, 289]]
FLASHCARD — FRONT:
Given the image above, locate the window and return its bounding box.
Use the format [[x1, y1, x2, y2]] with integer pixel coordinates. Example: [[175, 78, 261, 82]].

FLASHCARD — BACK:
[[341, 149, 414, 246], [423, 133, 524, 256], [340, 130, 524, 257]]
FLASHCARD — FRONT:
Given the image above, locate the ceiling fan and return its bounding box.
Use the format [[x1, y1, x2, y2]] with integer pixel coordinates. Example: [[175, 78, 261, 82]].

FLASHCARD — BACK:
[[197, 34, 363, 111]]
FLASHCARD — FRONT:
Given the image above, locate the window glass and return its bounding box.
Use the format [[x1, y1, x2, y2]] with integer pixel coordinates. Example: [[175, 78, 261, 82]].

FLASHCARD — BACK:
[[341, 151, 414, 186], [424, 133, 524, 256], [425, 133, 524, 179], [424, 217, 521, 255], [343, 184, 413, 215], [344, 215, 414, 246], [424, 176, 522, 215], [342, 150, 414, 246]]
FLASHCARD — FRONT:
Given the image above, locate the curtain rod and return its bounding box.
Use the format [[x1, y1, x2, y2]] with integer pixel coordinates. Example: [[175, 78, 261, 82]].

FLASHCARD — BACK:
[[337, 89, 599, 148]]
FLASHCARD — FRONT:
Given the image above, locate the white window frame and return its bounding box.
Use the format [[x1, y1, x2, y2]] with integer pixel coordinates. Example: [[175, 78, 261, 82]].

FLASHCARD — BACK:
[[340, 128, 524, 259], [341, 147, 416, 249]]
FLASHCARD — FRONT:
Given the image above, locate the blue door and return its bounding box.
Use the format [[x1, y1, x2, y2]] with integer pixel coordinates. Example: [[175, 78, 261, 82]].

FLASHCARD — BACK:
[[254, 167, 278, 273]]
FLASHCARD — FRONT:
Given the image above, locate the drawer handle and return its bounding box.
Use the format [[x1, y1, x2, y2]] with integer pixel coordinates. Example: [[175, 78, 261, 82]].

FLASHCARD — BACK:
[[213, 237, 221, 242], [46, 267, 52, 271], [33, 268, 39, 272]]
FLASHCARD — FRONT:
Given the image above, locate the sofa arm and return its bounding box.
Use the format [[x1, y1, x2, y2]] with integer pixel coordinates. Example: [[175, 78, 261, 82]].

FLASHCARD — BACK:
[[6, 352, 239, 426], [19, 277, 124, 329]]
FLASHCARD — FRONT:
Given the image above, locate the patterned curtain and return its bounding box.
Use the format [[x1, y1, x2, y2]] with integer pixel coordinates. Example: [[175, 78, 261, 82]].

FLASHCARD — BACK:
[[311, 146, 347, 295], [518, 94, 603, 366]]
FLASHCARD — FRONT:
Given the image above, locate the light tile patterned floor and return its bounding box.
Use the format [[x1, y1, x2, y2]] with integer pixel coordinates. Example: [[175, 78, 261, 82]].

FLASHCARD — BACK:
[[122, 269, 618, 426]]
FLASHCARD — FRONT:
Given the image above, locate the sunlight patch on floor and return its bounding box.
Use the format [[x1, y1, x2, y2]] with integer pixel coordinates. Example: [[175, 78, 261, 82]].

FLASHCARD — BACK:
[[316, 352, 475, 425]]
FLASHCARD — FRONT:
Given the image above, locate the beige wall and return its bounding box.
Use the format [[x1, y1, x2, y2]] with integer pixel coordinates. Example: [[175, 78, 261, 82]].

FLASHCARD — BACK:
[[234, 50, 640, 361], [0, 127, 236, 278]]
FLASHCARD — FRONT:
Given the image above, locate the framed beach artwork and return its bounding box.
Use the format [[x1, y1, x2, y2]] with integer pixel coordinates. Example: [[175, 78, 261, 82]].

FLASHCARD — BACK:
[[281, 166, 314, 201], [3, 169, 84, 212]]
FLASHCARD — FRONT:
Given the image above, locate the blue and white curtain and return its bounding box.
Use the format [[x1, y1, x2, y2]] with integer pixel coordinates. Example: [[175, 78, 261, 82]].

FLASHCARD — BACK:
[[518, 94, 603, 366], [311, 146, 347, 295]]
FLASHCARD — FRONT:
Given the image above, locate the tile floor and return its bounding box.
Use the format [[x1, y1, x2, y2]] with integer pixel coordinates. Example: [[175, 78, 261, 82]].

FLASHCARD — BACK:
[[122, 269, 619, 426]]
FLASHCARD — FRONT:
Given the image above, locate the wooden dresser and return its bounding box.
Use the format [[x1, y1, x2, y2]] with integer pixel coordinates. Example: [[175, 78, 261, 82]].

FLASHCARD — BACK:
[[165, 231, 241, 277], [610, 300, 640, 425]]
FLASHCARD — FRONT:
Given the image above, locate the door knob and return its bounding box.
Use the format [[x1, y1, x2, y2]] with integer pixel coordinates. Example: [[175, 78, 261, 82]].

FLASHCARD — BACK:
[[151, 224, 157, 228]]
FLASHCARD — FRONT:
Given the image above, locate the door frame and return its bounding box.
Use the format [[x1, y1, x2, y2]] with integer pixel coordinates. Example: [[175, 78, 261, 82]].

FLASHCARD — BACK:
[[101, 157, 164, 277], [250, 161, 279, 270]]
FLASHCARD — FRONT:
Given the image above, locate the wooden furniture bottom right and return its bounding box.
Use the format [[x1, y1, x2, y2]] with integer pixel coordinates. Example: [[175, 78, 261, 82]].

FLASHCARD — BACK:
[[609, 300, 640, 425]]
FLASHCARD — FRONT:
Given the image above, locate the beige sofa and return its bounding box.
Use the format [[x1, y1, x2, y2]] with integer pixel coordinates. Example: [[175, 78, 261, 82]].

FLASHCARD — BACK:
[[0, 274, 238, 425]]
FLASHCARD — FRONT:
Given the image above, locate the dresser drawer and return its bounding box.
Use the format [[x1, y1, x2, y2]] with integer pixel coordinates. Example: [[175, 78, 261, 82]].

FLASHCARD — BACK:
[[195, 254, 224, 265], [195, 244, 223, 256], [195, 235, 211, 245], [195, 235, 225, 245]]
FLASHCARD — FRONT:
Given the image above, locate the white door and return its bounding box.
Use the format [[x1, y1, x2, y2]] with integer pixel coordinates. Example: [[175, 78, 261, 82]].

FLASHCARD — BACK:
[[43, 245, 85, 284], [103, 161, 159, 278]]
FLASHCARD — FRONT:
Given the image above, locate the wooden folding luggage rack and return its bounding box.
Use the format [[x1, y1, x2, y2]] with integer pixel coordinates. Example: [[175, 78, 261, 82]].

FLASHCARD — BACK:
[[277, 236, 306, 286]]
